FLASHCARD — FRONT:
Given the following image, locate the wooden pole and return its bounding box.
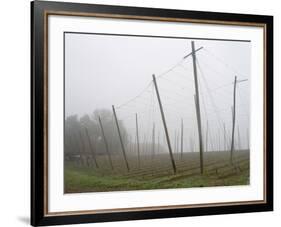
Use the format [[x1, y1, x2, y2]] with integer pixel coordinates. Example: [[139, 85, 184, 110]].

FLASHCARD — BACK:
[[112, 105, 130, 171], [194, 94, 204, 173], [223, 123, 226, 152], [181, 119, 184, 159], [98, 116, 114, 170], [152, 123, 155, 160], [152, 74, 177, 174], [134, 133, 136, 154], [84, 127, 99, 168], [205, 120, 208, 152], [230, 76, 237, 164], [135, 113, 140, 168], [237, 126, 241, 150], [176, 130, 179, 154], [191, 41, 204, 174], [209, 130, 216, 151], [129, 135, 133, 158]]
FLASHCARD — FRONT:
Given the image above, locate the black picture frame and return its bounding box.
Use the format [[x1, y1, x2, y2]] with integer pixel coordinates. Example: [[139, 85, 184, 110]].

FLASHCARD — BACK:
[[31, 0, 273, 226]]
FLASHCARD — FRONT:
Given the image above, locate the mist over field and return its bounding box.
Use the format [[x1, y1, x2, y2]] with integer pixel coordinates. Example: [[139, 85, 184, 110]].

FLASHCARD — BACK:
[[65, 33, 250, 153]]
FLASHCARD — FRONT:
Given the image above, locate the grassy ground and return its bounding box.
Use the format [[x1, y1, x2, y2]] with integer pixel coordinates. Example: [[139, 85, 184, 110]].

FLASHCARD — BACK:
[[64, 150, 249, 193]]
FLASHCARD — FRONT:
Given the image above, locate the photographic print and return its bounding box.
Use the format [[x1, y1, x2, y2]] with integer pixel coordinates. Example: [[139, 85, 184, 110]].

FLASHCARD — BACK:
[[64, 33, 250, 193], [31, 1, 273, 225]]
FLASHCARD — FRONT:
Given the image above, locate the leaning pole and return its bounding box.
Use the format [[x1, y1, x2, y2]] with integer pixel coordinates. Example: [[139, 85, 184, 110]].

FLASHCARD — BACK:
[[152, 74, 177, 174]]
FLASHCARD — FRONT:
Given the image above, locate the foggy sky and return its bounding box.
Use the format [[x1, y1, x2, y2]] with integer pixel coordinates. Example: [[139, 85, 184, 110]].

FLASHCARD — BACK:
[[65, 33, 250, 151]]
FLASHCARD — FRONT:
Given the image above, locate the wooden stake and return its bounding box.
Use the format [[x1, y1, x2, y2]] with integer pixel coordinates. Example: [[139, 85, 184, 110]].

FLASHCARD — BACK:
[[230, 76, 237, 164], [135, 113, 140, 168], [191, 41, 204, 174], [237, 126, 241, 150], [223, 123, 226, 152], [98, 116, 114, 170], [194, 94, 204, 173], [152, 74, 177, 174], [205, 120, 208, 152], [152, 123, 155, 160], [176, 130, 179, 154], [112, 105, 130, 171], [181, 119, 184, 159]]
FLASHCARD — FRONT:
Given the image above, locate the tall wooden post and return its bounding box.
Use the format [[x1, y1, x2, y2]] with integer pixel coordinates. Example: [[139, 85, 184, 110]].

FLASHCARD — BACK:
[[181, 119, 184, 159], [176, 130, 179, 154], [135, 113, 140, 167], [194, 94, 204, 173], [152, 74, 177, 174], [237, 126, 241, 150], [129, 135, 133, 153], [205, 120, 208, 152], [98, 116, 114, 170], [112, 105, 130, 171], [223, 123, 227, 151], [230, 76, 237, 164], [84, 127, 99, 168], [210, 130, 215, 152], [152, 123, 155, 160], [191, 41, 204, 174]]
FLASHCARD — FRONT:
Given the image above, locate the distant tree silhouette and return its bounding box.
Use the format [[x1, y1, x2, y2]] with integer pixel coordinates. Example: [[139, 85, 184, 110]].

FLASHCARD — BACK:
[[64, 109, 128, 157]]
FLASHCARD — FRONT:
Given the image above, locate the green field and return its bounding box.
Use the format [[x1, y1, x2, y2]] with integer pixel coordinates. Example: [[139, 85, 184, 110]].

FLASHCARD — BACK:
[[64, 150, 249, 193]]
